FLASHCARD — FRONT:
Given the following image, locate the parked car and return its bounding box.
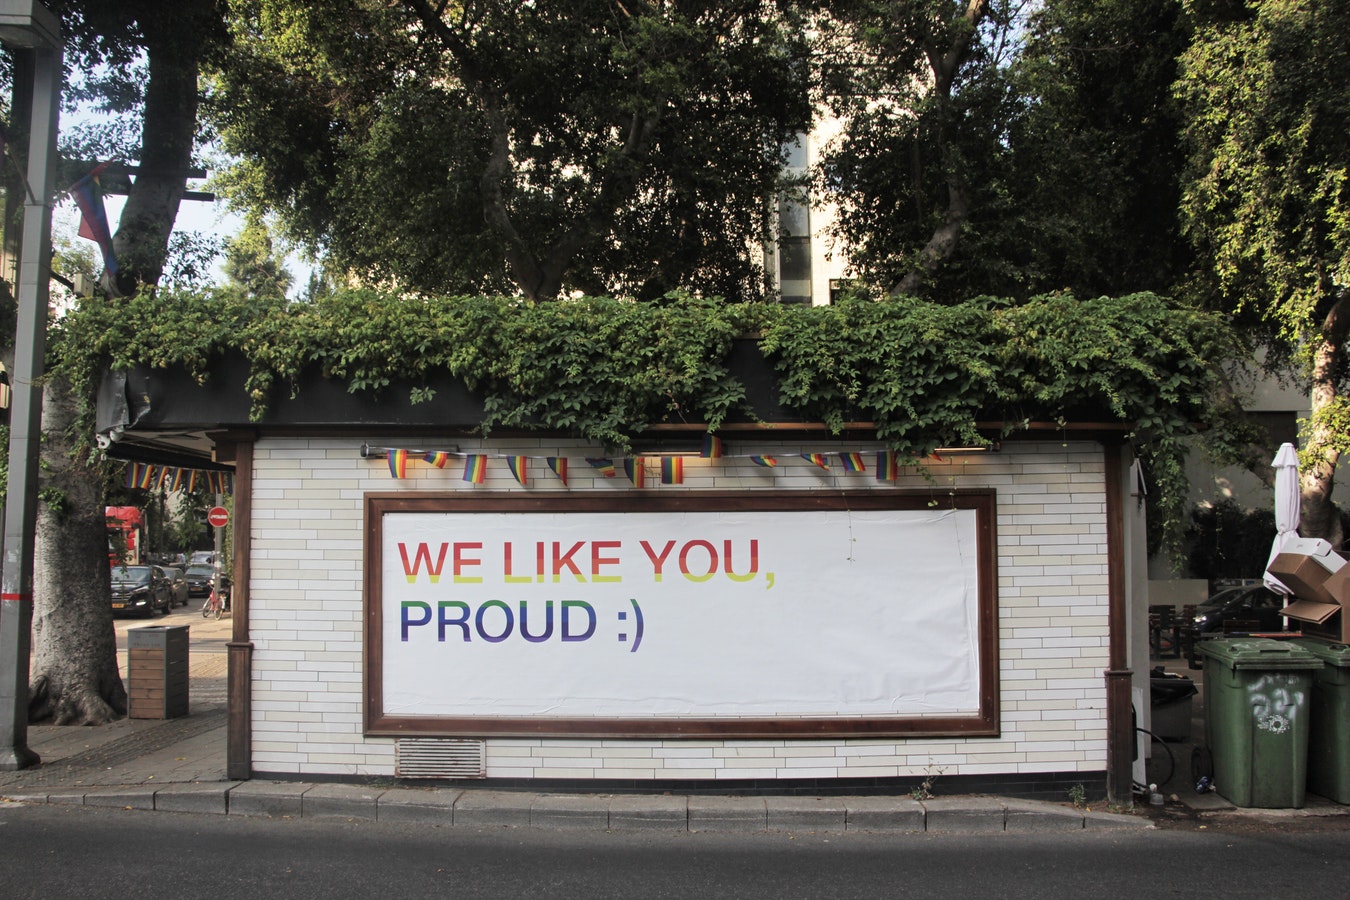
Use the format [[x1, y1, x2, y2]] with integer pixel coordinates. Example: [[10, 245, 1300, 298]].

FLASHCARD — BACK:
[[1192, 584, 1287, 635], [185, 564, 230, 600], [160, 566, 190, 608], [110, 564, 173, 617]]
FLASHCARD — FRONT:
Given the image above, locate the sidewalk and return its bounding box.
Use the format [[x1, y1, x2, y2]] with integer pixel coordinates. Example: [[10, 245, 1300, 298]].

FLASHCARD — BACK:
[[0, 659, 1140, 833], [0, 631, 1342, 833]]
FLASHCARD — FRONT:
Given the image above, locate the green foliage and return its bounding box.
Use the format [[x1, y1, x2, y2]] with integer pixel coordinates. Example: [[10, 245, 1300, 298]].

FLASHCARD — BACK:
[[52, 288, 1243, 547], [1176, 0, 1350, 356], [209, 0, 813, 302], [223, 218, 294, 299]]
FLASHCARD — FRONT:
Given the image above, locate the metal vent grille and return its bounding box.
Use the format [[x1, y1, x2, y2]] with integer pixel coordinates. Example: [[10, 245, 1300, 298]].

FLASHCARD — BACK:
[[395, 738, 486, 779]]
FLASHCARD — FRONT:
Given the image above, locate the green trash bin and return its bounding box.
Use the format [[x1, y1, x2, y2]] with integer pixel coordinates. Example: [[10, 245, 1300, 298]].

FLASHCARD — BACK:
[[1290, 638, 1350, 804], [1197, 638, 1323, 808]]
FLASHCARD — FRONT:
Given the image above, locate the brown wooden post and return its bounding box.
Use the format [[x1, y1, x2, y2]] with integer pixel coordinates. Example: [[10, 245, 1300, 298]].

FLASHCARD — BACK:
[[1103, 443, 1134, 808], [212, 431, 254, 780]]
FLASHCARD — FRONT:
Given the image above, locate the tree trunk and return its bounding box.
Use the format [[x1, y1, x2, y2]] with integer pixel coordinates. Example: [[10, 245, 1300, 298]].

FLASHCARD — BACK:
[[108, 2, 205, 295], [1299, 295, 1350, 549], [28, 377, 126, 725], [889, 0, 988, 298]]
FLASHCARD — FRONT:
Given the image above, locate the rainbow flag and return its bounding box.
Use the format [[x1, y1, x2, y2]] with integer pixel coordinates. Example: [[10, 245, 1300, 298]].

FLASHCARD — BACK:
[[388, 448, 408, 479], [463, 454, 487, 484], [547, 457, 568, 486], [839, 452, 866, 473], [586, 457, 616, 478], [623, 457, 646, 488], [507, 455, 528, 486], [155, 466, 173, 490], [661, 456, 684, 484], [169, 468, 188, 492], [423, 450, 450, 468], [70, 162, 118, 276], [700, 434, 723, 458], [801, 453, 830, 471], [749, 455, 778, 468], [184, 469, 198, 493], [876, 450, 900, 482]]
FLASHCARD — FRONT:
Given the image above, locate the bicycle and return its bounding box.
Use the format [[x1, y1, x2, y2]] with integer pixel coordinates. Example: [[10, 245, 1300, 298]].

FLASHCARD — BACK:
[[201, 587, 227, 620]]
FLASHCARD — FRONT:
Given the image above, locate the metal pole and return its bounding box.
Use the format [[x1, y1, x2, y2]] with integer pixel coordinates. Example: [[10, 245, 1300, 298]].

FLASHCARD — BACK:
[[0, 38, 60, 771]]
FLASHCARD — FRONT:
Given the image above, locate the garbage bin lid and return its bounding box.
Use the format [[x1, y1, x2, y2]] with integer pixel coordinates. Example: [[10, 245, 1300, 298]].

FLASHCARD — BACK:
[[1196, 637, 1324, 670], [1289, 637, 1350, 667]]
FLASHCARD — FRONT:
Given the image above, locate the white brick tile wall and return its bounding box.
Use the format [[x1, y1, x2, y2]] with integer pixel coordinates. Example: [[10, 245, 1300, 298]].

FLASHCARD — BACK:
[[248, 437, 1112, 781]]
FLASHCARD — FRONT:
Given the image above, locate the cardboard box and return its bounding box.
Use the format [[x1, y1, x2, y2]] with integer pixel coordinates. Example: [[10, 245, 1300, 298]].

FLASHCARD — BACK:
[[1289, 608, 1350, 644], [1268, 552, 1341, 605], [1322, 564, 1350, 606]]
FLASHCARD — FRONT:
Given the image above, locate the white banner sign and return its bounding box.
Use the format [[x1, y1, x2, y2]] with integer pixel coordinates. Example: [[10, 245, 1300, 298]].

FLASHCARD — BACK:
[[378, 505, 984, 721]]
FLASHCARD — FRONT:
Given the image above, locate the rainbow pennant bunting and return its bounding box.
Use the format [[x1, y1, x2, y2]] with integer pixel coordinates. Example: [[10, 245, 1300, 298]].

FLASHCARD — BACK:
[[839, 452, 866, 473], [749, 455, 778, 468], [463, 454, 487, 484], [388, 448, 409, 479], [547, 457, 568, 486], [124, 463, 145, 489], [423, 450, 450, 468], [700, 434, 724, 459], [507, 455, 528, 486], [586, 457, 616, 478], [661, 456, 684, 484], [623, 457, 647, 488], [801, 453, 831, 471], [876, 450, 900, 482]]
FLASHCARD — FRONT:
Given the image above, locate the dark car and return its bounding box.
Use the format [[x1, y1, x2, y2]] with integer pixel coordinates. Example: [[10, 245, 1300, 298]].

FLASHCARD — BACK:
[[185, 564, 230, 599], [111, 564, 173, 617], [1192, 584, 1287, 635], [160, 566, 190, 608]]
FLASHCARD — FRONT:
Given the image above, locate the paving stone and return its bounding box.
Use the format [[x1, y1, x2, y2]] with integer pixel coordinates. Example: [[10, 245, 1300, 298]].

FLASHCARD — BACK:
[[842, 796, 927, 832], [530, 793, 611, 829], [453, 790, 533, 828], [607, 795, 688, 831], [83, 787, 157, 810], [377, 788, 461, 826], [227, 780, 312, 818], [46, 790, 88, 806], [154, 781, 235, 815], [301, 783, 385, 821], [765, 796, 847, 832], [1003, 800, 1084, 832], [688, 796, 767, 832], [921, 797, 1007, 833], [1083, 809, 1154, 830]]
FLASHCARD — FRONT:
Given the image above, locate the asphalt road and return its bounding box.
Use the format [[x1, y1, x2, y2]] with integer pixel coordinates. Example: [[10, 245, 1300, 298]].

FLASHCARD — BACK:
[[2, 803, 1348, 899]]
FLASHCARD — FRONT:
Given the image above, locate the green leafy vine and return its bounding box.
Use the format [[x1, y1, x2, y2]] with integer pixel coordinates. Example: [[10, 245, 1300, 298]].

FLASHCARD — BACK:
[[49, 288, 1247, 545]]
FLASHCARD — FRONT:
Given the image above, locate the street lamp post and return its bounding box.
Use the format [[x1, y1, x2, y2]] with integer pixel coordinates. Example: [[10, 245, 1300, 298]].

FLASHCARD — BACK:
[[0, 0, 61, 771]]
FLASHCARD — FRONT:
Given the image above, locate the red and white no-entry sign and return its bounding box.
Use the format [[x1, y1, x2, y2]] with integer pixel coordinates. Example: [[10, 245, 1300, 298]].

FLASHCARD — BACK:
[[207, 506, 229, 528]]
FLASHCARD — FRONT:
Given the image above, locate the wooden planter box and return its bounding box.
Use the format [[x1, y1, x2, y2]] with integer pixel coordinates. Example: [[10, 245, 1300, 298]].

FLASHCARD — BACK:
[[127, 625, 189, 719]]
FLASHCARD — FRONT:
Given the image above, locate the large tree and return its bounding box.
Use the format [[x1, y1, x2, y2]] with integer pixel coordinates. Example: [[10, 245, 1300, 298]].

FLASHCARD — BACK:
[[1176, 0, 1350, 546], [210, 0, 813, 302], [816, 0, 1004, 299], [17, 0, 226, 724], [819, 0, 1195, 302]]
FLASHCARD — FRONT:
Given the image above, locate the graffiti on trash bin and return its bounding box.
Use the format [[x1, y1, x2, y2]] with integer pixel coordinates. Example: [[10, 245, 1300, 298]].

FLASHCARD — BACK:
[[1246, 673, 1303, 735]]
